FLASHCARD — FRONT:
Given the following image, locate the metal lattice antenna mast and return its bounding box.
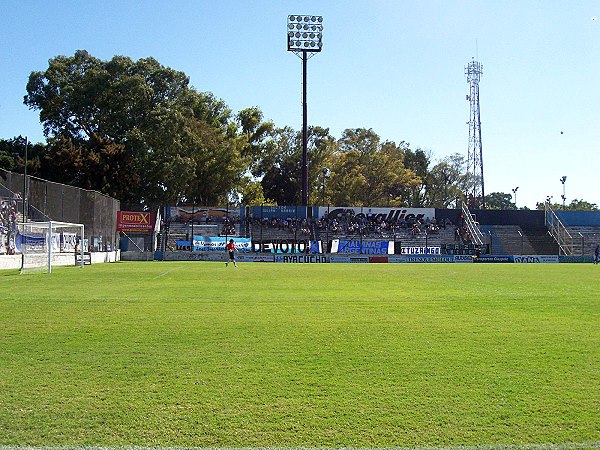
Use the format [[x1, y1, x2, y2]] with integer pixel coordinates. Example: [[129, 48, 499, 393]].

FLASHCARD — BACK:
[[465, 58, 485, 208]]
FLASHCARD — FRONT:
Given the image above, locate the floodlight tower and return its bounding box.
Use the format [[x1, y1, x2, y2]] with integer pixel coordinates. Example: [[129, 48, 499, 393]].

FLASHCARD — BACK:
[[287, 14, 323, 206], [465, 58, 485, 208], [560, 176, 567, 209]]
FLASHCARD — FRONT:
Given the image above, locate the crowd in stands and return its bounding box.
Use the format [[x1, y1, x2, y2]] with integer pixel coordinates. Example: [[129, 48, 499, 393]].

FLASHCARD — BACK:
[[250, 216, 312, 236], [162, 208, 476, 244], [247, 209, 454, 238], [1, 198, 18, 254], [315, 209, 452, 237], [454, 214, 474, 245]]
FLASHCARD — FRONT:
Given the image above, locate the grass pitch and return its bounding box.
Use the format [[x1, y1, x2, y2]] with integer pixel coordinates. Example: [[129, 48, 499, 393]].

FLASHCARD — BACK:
[[0, 261, 599, 448]]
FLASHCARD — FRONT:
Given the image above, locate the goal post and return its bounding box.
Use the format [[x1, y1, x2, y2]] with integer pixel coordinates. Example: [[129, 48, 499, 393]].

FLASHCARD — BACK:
[[17, 221, 85, 274]]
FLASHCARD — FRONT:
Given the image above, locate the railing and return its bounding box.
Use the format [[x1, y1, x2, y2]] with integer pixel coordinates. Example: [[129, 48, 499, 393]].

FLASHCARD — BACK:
[[461, 202, 485, 246], [544, 202, 573, 255]]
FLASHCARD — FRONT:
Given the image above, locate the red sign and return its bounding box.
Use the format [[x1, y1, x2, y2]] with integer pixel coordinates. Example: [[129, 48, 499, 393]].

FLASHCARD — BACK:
[[117, 211, 155, 233]]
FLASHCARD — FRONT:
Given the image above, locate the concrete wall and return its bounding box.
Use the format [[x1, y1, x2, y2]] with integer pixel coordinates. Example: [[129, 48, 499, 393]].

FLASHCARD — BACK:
[[0, 250, 120, 271]]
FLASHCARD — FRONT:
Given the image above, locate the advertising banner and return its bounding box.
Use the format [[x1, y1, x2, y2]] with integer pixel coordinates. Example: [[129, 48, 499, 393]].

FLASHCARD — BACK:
[[453, 255, 474, 263], [192, 236, 251, 252], [249, 205, 308, 219], [317, 207, 435, 222], [513, 255, 559, 263], [405, 255, 455, 263], [388, 255, 408, 263], [331, 240, 393, 255], [401, 247, 441, 255], [166, 206, 240, 222], [117, 211, 155, 233], [473, 255, 514, 263], [330, 255, 370, 263], [274, 254, 328, 263], [252, 239, 319, 253], [369, 256, 389, 263], [237, 254, 274, 262]]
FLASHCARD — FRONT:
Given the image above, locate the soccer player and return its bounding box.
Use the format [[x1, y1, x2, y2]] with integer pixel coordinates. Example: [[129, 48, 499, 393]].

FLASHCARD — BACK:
[[225, 239, 237, 267]]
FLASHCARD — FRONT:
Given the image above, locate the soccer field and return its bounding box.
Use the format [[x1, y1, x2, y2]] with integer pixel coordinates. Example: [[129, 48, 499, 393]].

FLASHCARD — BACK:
[[0, 261, 599, 448]]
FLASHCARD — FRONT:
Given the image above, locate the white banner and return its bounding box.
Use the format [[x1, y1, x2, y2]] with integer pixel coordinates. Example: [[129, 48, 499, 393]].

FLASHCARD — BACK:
[[318, 207, 435, 222], [513, 255, 559, 263], [61, 232, 77, 252], [405, 255, 455, 263], [453, 255, 474, 263], [401, 247, 440, 255]]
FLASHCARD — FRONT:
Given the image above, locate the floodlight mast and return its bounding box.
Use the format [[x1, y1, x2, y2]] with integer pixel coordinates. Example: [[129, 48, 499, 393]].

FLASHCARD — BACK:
[[465, 58, 485, 209], [287, 15, 323, 206]]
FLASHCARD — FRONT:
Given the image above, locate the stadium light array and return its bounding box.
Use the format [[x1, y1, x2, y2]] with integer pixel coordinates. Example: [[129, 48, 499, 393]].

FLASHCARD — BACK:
[[287, 15, 323, 53], [287, 14, 324, 206]]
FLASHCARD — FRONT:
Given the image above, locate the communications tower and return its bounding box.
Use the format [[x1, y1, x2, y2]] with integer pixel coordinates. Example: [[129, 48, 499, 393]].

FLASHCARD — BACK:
[[465, 58, 485, 208]]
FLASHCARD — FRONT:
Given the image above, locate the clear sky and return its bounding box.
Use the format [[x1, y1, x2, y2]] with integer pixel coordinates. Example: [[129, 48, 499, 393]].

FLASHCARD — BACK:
[[1, 0, 598, 209]]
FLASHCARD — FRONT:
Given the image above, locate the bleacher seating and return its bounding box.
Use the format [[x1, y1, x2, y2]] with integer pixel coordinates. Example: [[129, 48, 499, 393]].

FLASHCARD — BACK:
[[566, 226, 600, 256]]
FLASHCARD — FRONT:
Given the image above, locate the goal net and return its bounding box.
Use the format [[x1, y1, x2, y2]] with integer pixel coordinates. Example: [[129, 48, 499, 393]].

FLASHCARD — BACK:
[[16, 221, 85, 274]]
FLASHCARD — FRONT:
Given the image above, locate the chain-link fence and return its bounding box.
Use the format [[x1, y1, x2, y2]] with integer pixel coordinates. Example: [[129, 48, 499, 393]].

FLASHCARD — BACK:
[[0, 168, 120, 251]]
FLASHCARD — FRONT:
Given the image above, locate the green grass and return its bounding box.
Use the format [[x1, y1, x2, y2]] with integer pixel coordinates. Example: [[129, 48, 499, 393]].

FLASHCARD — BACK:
[[0, 261, 599, 447]]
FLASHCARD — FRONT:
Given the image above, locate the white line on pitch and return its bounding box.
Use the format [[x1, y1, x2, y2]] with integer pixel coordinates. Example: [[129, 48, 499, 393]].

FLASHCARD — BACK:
[[153, 266, 183, 279]]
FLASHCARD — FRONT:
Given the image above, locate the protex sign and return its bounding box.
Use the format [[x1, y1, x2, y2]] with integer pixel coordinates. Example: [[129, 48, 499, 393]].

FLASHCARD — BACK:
[[275, 255, 327, 263], [513, 255, 559, 264], [117, 211, 155, 233]]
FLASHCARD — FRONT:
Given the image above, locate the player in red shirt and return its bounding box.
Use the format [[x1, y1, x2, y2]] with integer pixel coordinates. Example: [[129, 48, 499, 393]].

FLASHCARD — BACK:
[[225, 239, 237, 267]]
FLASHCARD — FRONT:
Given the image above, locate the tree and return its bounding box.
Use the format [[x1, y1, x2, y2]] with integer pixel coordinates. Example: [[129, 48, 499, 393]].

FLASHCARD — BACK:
[[24, 50, 246, 207], [326, 129, 420, 206], [258, 126, 336, 205], [537, 199, 599, 211], [0, 137, 47, 175], [400, 148, 430, 207], [484, 192, 515, 210]]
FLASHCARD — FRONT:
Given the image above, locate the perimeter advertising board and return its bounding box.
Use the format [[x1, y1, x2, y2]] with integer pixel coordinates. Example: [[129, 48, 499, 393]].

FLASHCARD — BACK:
[[331, 240, 393, 255], [176, 236, 251, 252], [117, 211, 155, 233], [317, 207, 435, 222], [165, 206, 240, 222], [513, 255, 559, 263], [274, 255, 328, 263], [473, 255, 514, 263]]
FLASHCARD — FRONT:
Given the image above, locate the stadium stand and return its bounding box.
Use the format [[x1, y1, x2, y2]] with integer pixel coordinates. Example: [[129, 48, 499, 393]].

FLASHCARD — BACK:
[[567, 226, 600, 256], [0, 197, 18, 254]]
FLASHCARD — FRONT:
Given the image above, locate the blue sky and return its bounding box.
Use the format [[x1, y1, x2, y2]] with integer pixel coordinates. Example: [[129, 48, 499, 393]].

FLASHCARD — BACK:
[[1, 0, 598, 209]]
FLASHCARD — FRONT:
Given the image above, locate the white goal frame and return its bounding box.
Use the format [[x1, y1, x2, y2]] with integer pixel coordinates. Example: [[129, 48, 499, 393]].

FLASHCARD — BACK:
[[17, 221, 85, 274]]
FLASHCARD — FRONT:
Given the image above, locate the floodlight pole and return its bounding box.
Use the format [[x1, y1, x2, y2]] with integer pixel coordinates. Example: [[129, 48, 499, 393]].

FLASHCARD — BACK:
[[302, 50, 308, 206], [23, 137, 28, 223], [287, 14, 323, 208]]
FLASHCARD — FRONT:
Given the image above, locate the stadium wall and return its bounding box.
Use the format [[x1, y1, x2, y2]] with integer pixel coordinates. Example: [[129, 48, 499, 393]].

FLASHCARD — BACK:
[[0, 250, 120, 270], [165, 205, 600, 226], [554, 210, 600, 226]]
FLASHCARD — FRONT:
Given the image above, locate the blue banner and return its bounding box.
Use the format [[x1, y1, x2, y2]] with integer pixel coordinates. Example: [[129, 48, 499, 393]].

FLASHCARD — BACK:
[[336, 240, 391, 255], [185, 236, 252, 252]]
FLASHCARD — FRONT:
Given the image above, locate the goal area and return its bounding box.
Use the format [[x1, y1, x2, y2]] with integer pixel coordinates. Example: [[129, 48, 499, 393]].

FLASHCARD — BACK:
[[17, 221, 85, 274]]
